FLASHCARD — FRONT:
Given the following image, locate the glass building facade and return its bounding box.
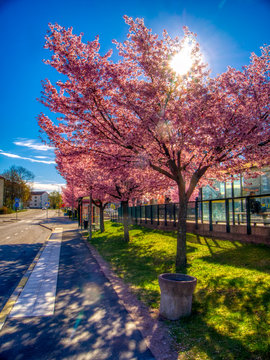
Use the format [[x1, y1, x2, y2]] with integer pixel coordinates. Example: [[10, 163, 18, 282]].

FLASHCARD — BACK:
[[201, 169, 270, 215], [202, 169, 270, 199]]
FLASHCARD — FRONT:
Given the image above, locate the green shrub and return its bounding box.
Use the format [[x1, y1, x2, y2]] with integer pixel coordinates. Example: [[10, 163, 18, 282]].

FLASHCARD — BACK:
[[0, 206, 13, 214]]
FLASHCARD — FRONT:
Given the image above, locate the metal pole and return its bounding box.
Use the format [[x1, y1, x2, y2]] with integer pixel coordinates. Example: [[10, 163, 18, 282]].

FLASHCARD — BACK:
[[201, 201, 204, 224], [145, 205, 147, 224], [195, 198, 198, 229], [200, 188, 204, 224], [72, 180, 74, 220], [81, 200, 83, 230], [231, 177, 235, 225], [88, 191, 92, 240], [209, 200, 213, 231], [225, 199, 230, 233], [246, 197, 251, 235]]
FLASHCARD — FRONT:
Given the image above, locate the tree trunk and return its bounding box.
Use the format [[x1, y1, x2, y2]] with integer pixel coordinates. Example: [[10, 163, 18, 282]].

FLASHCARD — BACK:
[[100, 205, 105, 233], [88, 192, 92, 241], [92, 200, 106, 233], [121, 200, 130, 242], [176, 186, 188, 271], [72, 192, 74, 220]]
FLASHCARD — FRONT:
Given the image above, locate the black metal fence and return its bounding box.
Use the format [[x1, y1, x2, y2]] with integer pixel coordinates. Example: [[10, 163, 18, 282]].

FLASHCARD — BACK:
[[111, 194, 270, 235]]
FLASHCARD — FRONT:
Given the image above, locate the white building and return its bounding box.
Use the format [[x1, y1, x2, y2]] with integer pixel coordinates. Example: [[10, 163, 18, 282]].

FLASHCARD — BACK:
[[29, 191, 49, 209]]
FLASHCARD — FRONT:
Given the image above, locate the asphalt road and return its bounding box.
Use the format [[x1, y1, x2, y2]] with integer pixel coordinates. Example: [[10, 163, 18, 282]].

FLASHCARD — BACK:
[[0, 214, 156, 360], [0, 210, 56, 312]]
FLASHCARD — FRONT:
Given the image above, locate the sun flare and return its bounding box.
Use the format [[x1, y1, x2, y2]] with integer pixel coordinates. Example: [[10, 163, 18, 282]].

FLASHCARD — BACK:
[[170, 39, 195, 76]]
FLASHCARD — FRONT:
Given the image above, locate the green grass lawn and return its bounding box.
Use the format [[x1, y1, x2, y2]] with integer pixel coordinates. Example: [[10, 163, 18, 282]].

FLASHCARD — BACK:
[[90, 221, 270, 360]]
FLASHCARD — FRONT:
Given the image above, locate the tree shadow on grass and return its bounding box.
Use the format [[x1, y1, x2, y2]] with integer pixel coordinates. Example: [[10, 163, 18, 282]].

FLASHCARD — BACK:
[[129, 224, 178, 239], [187, 233, 243, 251], [182, 276, 270, 359], [195, 275, 270, 317], [201, 244, 270, 273], [110, 222, 123, 228], [169, 310, 269, 360]]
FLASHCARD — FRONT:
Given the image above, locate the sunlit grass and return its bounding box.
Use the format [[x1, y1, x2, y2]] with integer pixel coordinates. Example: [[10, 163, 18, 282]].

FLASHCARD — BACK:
[[90, 221, 270, 360]]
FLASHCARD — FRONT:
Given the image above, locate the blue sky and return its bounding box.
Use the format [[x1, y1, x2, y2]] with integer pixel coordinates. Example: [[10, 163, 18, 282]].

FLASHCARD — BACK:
[[0, 0, 269, 192]]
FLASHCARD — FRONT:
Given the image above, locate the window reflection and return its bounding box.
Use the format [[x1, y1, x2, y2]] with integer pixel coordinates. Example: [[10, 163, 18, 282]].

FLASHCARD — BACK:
[[202, 168, 270, 200]]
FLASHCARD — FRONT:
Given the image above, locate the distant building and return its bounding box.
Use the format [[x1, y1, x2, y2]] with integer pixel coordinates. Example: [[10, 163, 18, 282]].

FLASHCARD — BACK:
[[0, 176, 4, 208], [29, 191, 49, 209]]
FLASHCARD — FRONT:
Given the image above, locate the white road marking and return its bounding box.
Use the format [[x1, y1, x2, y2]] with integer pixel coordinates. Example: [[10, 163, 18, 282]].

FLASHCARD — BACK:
[[10, 228, 63, 317], [14, 233, 18, 236], [6, 236, 10, 239]]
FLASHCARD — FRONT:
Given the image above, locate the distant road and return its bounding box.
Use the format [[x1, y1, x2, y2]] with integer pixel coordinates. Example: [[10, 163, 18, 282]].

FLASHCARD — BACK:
[[0, 208, 52, 223], [0, 209, 57, 312]]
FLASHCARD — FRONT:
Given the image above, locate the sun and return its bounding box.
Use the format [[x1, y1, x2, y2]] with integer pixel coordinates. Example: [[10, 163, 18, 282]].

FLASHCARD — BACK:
[[170, 39, 195, 76]]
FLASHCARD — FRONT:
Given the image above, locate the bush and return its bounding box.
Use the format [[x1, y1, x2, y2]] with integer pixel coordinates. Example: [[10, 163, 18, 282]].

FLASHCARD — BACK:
[[0, 206, 13, 214]]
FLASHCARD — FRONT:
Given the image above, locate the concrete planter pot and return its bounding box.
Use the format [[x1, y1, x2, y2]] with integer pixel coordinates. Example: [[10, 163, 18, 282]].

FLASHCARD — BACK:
[[158, 273, 197, 320]]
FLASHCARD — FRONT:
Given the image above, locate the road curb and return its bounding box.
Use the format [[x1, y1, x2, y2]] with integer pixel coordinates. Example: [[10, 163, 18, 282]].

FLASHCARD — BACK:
[[81, 233, 179, 360], [39, 223, 54, 231]]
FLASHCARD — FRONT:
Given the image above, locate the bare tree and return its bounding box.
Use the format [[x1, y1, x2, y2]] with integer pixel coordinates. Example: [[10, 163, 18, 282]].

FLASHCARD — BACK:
[[1, 166, 34, 208]]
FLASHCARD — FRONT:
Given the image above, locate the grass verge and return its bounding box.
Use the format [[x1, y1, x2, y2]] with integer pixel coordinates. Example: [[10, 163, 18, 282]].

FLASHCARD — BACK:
[[90, 221, 270, 360]]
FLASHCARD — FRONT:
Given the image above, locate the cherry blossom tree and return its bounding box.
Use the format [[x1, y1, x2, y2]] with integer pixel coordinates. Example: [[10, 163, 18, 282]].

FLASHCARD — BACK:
[[55, 150, 107, 234], [39, 18, 270, 268], [61, 177, 85, 219], [55, 147, 171, 240]]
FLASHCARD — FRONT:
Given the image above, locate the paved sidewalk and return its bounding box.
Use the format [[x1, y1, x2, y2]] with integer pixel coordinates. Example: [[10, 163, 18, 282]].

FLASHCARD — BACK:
[[0, 218, 157, 359]]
